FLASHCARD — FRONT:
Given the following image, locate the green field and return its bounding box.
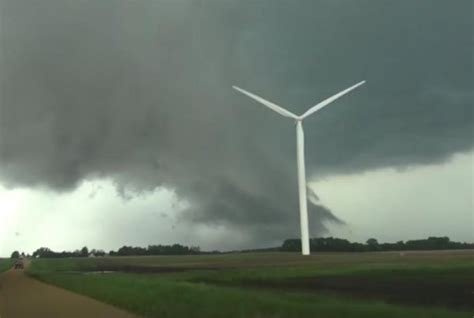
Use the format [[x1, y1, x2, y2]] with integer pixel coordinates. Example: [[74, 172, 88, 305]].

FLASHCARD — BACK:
[[0, 258, 14, 273], [28, 251, 474, 318]]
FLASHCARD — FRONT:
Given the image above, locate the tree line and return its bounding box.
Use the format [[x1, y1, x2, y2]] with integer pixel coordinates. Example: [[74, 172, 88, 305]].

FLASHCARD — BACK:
[[11, 236, 473, 258], [109, 244, 201, 256], [281, 236, 474, 252], [16, 244, 202, 259], [29, 247, 105, 258]]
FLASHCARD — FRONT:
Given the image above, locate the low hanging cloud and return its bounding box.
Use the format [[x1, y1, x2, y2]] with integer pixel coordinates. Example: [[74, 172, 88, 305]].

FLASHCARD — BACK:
[[0, 0, 472, 247]]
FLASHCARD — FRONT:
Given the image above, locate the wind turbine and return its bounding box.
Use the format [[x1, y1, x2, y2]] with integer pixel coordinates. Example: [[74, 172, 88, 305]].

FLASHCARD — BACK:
[[233, 81, 366, 255]]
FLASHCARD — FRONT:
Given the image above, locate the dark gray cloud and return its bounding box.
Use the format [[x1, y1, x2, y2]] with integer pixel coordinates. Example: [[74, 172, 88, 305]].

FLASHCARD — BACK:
[[0, 0, 472, 247]]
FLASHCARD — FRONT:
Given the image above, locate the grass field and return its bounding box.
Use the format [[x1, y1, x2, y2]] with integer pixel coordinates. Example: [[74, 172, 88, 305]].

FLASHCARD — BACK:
[[28, 251, 474, 318], [0, 258, 14, 273]]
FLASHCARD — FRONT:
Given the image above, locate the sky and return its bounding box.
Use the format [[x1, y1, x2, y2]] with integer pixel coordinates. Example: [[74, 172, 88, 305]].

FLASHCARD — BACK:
[[0, 0, 472, 256]]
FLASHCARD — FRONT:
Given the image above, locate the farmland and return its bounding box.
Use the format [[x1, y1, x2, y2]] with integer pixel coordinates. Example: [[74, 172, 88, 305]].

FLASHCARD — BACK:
[[27, 250, 474, 318], [0, 258, 14, 273]]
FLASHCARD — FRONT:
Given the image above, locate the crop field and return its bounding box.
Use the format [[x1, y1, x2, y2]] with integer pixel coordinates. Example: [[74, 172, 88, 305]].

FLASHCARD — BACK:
[[27, 251, 474, 318], [0, 258, 14, 273]]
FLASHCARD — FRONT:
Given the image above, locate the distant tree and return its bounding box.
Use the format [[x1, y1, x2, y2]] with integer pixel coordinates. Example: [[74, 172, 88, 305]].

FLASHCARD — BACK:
[[366, 238, 379, 251], [116, 246, 147, 256], [80, 246, 89, 257], [395, 240, 405, 250], [281, 239, 301, 252], [32, 247, 54, 258], [90, 249, 106, 257], [312, 237, 357, 252], [280, 236, 473, 253], [404, 236, 454, 250], [11, 251, 20, 259]]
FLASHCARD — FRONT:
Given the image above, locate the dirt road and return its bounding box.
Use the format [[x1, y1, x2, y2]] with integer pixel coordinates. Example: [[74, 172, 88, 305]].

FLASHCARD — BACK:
[[0, 266, 139, 318]]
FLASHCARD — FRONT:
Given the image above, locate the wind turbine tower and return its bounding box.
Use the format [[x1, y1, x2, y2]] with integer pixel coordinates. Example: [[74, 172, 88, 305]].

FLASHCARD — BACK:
[[233, 81, 365, 255]]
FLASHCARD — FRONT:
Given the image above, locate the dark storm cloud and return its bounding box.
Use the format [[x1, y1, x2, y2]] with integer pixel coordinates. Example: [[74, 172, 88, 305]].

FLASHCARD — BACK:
[[0, 0, 472, 246]]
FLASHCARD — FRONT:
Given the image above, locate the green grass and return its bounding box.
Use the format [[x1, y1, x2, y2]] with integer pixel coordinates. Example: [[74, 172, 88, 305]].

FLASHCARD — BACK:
[[0, 258, 14, 273], [29, 251, 474, 286], [29, 250, 474, 273], [177, 260, 474, 284], [29, 272, 470, 318], [28, 251, 474, 318]]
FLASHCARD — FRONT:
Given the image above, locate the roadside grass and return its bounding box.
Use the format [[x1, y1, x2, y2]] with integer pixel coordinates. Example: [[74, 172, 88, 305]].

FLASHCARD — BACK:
[[0, 258, 14, 273], [28, 272, 470, 318]]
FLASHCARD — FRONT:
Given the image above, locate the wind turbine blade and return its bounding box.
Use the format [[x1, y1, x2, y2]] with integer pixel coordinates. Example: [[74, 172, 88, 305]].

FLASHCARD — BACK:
[[233, 86, 298, 119], [301, 80, 366, 119]]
